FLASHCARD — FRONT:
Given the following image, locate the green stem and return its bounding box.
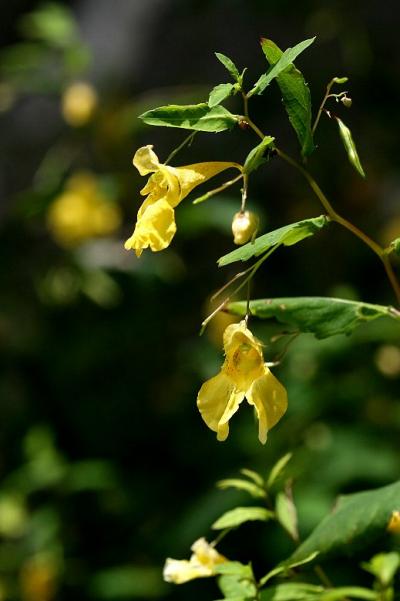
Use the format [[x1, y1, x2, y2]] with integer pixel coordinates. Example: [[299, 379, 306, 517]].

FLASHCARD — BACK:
[[312, 78, 337, 135], [165, 131, 196, 164]]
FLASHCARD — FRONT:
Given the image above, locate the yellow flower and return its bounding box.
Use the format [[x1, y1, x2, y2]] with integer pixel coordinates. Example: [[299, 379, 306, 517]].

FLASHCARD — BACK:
[[61, 82, 98, 127], [197, 320, 287, 443], [124, 145, 242, 256], [163, 538, 227, 584], [47, 172, 121, 247], [387, 511, 400, 534]]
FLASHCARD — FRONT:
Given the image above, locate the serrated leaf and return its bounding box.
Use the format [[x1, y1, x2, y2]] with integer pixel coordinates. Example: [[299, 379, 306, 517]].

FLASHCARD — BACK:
[[243, 137, 275, 174], [260, 583, 324, 601], [336, 117, 365, 177], [288, 479, 400, 564], [212, 506, 274, 530], [218, 216, 329, 266], [267, 454, 293, 489], [215, 52, 241, 81], [227, 297, 400, 339], [208, 83, 236, 108], [240, 468, 264, 487], [260, 38, 315, 157], [217, 478, 267, 499], [276, 491, 299, 541], [249, 37, 315, 97], [139, 103, 238, 132]]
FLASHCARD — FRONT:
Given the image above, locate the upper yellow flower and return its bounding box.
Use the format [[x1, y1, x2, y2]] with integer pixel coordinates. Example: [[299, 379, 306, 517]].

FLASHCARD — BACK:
[[163, 538, 227, 584], [61, 82, 98, 127], [197, 320, 287, 443], [124, 145, 242, 257]]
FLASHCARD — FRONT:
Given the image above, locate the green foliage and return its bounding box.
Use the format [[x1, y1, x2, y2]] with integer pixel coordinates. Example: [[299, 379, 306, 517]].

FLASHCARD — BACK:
[[139, 103, 238, 132], [218, 216, 329, 266], [208, 83, 237, 107], [216, 478, 267, 499], [260, 583, 324, 601], [266, 454, 293, 489], [336, 117, 366, 177], [260, 38, 315, 156], [212, 506, 274, 530], [216, 562, 257, 601], [243, 137, 275, 174], [275, 491, 299, 541], [227, 296, 400, 339], [289, 480, 400, 563], [389, 237, 400, 255], [361, 552, 400, 587], [215, 52, 241, 82], [19, 2, 78, 48]]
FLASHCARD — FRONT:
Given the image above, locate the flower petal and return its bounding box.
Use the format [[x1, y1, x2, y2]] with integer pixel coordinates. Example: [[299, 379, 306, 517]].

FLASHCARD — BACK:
[[176, 162, 242, 201], [133, 145, 160, 175], [163, 558, 211, 584], [197, 371, 245, 441], [124, 199, 176, 256], [246, 367, 288, 444]]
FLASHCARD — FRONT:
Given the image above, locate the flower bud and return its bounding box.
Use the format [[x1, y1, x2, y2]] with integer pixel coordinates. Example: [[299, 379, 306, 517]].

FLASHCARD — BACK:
[[61, 82, 98, 127], [232, 210, 259, 245], [341, 96, 352, 108]]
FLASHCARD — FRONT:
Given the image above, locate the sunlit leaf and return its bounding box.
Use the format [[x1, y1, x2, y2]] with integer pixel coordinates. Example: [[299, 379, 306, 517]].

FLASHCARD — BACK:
[[267, 453, 292, 489], [227, 297, 400, 339], [361, 552, 400, 587], [217, 478, 267, 499], [212, 506, 274, 530], [208, 83, 236, 108], [276, 491, 299, 541], [240, 468, 264, 487], [139, 103, 238, 132], [215, 52, 241, 82], [243, 136, 275, 174], [260, 38, 315, 156], [336, 117, 365, 177], [218, 216, 329, 266]]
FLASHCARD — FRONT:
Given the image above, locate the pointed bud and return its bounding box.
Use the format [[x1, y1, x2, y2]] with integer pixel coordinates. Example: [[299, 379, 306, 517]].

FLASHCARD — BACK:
[[341, 96, 352, 108], [232, 211, 259, 245]]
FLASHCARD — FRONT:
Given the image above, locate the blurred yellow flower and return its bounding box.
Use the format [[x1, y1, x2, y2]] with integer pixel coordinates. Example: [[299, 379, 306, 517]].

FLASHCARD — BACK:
[[47, 172, 121, 247], [124, 145, 242, 257], [163, 538, 227, 584], [197, 320, 287, 443], [20, 555, 58, 601], [387, 511, 400, 534], [61, 82, 98, 127]]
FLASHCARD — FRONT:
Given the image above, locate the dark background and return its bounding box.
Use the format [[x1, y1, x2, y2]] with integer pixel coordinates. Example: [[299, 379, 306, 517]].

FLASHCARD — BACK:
[[0, 1, 400, 599]]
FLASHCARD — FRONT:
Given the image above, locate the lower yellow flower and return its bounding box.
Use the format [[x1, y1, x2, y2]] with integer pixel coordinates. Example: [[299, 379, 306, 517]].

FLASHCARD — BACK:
[[197, 320, 287, 443], [125, 145, 242, 256], [163, 538, 227, 584]]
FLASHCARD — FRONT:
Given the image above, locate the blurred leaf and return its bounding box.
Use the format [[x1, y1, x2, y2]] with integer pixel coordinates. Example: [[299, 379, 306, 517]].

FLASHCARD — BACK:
[[361, 552, 400, 586], [288, 480, 400, 564], [240, 468, 264, 487], [267, 454, 292, 489], [208, 83, 236, 107], [139, 103, 238, 132], [260, 38, 315, 156], [215, 562, 254, 577], [89, 566, 166, 599], [336, 117, 365, 177], [215, 52, 241, 81], [275, 491, 299, 541], [319, 588, 377, 601], [227, 297, 400, 339], [19, 3, 78, 48], [249, 37, 315, 97], [243, 137, 275, 175], [217, 478, 267, 499], [260, 582, 323, 601], [216, 562, 256, 601], [218, 216, 329, 266], [388, 237, 400, 256], [259, 553, 319, 586], [65, 460, 117, 492], [212, 506, 274, 530]]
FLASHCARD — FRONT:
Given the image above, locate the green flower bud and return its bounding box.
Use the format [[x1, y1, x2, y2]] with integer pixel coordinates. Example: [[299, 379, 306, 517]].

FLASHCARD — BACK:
[[232, 210, 259, 245]]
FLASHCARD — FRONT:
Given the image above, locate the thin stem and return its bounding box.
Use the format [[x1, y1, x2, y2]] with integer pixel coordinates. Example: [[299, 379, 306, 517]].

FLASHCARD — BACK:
[[165, 131, 196, 165], [312, 78, 339, 135], [192, 173, 243, 205], [241, 173, 249, 212]]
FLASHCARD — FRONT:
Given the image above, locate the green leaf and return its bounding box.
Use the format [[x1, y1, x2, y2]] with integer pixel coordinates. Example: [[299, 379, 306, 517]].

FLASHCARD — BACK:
[[218, 216, 329, 266], [215, 562, 254, 577], [240, 468, 264, 487], [336, 117, 365, 177], [267, 453, 292, 489], [275, 491, 298, 541], [260, 38, 315, 156], [216, 561, 257, 600], [139, 103, 238, 132], [362, 552, 400, 587], [227, 297, 400, 340], [212, 506, 274, 530], [332, 76, 349, 84], [259, 553, 319, 587], [389, 237, 400, 255], [288, 479, 400, 564], [319, 588, 377, 601], [243, 137, 275, 174], [249, 37, 315, 97], [208, 83, 236, 108], [217, 478, 267, 499], [260, 583, 324, 601], [215, 52, 241, 82]]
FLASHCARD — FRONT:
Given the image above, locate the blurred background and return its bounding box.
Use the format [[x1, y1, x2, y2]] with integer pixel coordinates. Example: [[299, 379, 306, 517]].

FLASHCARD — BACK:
[[0, 1, 400, 599]]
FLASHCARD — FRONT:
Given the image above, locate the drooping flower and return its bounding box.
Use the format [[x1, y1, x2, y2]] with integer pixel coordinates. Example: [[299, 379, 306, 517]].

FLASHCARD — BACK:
[[163, 538, 227, 584], [197, 320, 287, 443], [124, 145, 242, 257], [47, 172, 121, 247], [231, 210, 259, 245]]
